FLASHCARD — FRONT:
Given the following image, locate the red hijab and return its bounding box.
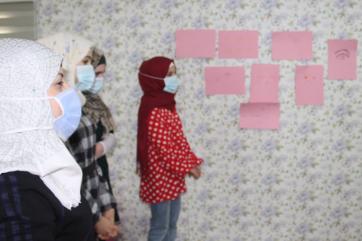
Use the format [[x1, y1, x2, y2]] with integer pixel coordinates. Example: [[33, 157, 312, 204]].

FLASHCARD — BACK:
[[137, 56, 175, 175]]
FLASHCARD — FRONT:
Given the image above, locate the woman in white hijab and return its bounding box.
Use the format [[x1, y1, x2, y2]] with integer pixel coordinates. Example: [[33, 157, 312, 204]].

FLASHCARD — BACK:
[[38, 32, 119, 240], [0, 39, 94, 240]]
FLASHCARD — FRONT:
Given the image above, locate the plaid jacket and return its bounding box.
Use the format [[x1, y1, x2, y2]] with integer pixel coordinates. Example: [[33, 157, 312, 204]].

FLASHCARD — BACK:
[[65, 115, 117, 222]]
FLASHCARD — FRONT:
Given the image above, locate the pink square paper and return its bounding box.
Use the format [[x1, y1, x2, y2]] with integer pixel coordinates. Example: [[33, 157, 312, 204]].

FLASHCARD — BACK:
[[205, 66, 245, 95], [250, 64, 280, 103], [240, 103, 280, 130], [328, 39, 358, 80], [295, 65, 324, 105], [175, 29, 216, 58], [218, 31, 259, 58], [272, 31, 313, 60]]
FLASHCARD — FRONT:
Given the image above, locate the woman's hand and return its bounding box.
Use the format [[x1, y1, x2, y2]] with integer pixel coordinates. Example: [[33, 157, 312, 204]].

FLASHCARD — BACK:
[[95, 142, 105, 159], [95, 215, 118, 240], [103, 208, 115, 223], [95, 134, 117, 159]]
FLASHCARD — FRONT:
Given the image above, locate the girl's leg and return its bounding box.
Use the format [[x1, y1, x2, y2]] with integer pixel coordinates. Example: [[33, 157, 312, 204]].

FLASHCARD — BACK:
[[148, 200, 171, 241], [163, 197, 181, 241]]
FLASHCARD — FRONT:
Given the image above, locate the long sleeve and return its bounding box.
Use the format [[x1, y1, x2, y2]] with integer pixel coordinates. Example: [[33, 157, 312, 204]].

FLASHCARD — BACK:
[[96, 167, 117, 213], [140, 108, 203, 203], [147, 108, 202, 177], [83, 187, 101, 222], [65, 116, 116, 223], [82, 162, 116, 223]]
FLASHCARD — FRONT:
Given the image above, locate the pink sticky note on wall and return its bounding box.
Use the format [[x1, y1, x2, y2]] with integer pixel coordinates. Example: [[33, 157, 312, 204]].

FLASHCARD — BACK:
[[176, 29, 216, 58], [272, 31, 313, 60], [328, 39, 358, 80], [240, 103, 280, 129], [250, 64, 280, 103], [218, 31, 259, 58], [295, 65, 324, 106], [205, 66, 245, 95]]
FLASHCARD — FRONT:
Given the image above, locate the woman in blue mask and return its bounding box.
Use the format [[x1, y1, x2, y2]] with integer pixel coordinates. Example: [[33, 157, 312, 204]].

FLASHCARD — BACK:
[[38, 33, 119, 240], [0, 38, 94, 241], [137, 56, 203, 241]]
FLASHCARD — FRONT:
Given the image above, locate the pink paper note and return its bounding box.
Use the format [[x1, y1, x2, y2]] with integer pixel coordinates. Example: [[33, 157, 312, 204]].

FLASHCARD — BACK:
[[240, 103, 280, 129], [295, 65, 324, 106], [205, 66, 245, 95], [250, 64, 280, 103], [272, 31, 313, 60], [328, 39, 358, 80], [218, 30, 259, 58], [175, 29, 216, 58]]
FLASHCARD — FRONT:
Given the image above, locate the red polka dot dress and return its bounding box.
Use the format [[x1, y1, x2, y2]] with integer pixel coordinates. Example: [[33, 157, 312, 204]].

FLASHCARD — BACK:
[[140, 107, 203, 204]]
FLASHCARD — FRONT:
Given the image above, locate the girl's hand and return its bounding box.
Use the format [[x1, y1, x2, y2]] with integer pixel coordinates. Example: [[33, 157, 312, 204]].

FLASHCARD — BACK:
[[189, 166, 201, 179], [136, 163, 141, 176]]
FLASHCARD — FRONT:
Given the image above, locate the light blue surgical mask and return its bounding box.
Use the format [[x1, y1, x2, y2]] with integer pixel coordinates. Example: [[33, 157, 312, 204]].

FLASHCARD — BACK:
[[76, 65, 96, 92], [53, 88, 82, 141], [90, 76, 104, 94], [163, 75, 180, 94]]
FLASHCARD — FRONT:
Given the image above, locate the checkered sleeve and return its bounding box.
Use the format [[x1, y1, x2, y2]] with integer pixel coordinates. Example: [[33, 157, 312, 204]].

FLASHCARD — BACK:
[[83, 186, 101, 221], [65, 116, 103, 222], [96, 168, 117, 213]]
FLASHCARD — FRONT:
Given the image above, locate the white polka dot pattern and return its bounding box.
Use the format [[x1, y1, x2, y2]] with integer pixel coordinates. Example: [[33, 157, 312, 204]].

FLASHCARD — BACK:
[[140, 108, 202, 204]]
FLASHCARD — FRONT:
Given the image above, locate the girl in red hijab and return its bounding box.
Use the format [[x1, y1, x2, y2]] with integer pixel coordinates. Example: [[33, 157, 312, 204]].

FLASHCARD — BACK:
[[137, 56, 203, 241]]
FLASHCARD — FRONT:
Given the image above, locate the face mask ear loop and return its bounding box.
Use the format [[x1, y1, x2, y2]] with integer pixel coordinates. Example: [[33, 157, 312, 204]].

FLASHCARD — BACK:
[[138, 72, 165, 80], [51, 96, 65, 121]]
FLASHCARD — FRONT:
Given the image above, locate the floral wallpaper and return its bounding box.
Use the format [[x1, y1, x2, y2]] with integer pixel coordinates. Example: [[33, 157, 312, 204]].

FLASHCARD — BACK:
[[35, 0, 362, 240]]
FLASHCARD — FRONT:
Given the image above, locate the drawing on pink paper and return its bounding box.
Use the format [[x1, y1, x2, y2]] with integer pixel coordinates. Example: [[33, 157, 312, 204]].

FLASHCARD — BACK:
[[239, 103, 280, 130], [295, 65, 324, 106], [272, 31, 313, 60], [175, 29, 216, 58], [335, 49, 350, 60], [205, 66, 245, 95], [328, 39, 358, 80], [218, 30, 259, 58], [249, 64, 280, 103]]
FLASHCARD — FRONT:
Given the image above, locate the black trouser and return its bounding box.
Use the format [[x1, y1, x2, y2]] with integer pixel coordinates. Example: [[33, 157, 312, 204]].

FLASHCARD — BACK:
[[0, 171, 95, 241]]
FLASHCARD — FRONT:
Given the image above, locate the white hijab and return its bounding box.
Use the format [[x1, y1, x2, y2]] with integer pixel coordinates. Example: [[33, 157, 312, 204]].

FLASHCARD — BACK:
[[0, 38, 82, 209], [37, 32, 93, 86]]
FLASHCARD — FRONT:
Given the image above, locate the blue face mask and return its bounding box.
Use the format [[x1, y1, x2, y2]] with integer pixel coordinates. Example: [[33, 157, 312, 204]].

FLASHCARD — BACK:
[[76, 65, 96, 92], [53, 88, 82, 141], [163, 75, 180, 94], [90, 76, 104, 94]]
